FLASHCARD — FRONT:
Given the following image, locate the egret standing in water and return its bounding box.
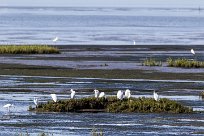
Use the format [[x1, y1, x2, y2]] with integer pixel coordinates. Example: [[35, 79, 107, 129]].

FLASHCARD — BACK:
[[50, 94, 57, 102], [3, 104, 14, 112], [191, 49, 195, 55], [33, 97, 38, 107], [191, 49, 196, 60], [133, 40, 136, 45], [125, 89, 131, 99], [153, 90, 159, 101], [53, 37, 58, 42], [117, 90, 123, 100], [70, 89, 76, 99], [99, 92, 105, 98], [94, 89, 100, 98]]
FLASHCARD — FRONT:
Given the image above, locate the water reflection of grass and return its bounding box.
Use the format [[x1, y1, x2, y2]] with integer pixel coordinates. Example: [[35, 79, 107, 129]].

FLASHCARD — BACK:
[[31, 97, 192, 113], [0, 45, 59, 54]]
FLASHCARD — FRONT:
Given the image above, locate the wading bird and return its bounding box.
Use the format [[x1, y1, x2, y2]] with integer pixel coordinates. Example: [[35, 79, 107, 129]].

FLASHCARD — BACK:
[[125, 89, 131, 99], [153, 90, 159, 101], [33, 97, 38, 107], [50, 94, 57, 102], [94, 89, 100, 98], [133, 40, 136, 45], [3, 104, 14, 112], [191, 49, 195, 55], [70, 89, 76, 99], [53, 37, 58, 42], [99, 92, 105, 98], [117, 90, 123, 100]]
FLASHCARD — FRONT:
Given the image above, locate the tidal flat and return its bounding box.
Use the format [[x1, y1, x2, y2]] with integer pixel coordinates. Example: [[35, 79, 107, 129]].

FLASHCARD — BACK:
[[0, 45, 204, 136]]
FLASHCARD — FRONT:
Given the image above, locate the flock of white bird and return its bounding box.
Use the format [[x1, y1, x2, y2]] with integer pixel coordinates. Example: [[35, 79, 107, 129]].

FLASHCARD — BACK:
[[37, 89, 159, 106], [3, 89, 159, 112]]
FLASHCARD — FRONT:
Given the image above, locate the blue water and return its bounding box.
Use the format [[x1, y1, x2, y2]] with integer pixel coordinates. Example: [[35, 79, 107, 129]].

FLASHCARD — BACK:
[[0, 75, 203, 136], [0, 7, 204, 45]]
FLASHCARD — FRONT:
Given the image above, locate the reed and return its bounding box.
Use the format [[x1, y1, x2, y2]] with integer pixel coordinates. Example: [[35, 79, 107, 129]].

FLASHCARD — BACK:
[[0, 45, 60, 54], [142, 58, 162, 66], [167, 58, 204, 68], [31, 97, 192, 113]]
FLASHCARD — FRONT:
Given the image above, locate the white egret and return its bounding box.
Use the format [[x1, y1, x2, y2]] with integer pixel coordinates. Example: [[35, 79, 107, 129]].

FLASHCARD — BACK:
[[133, 40, 136, 45], [94, 89, 100, 98], [125, 89, 131, 99], [191, 49, 195, 55], [33, 97, 38, 107], [3, 104, 14, 112], [153, 90, 159, 101], [50, 94, 57, 102], [99, 92, 105, 98], [117, 90, 123, 100], [70, 89, 76, 99], [53, 37, 58, 42]]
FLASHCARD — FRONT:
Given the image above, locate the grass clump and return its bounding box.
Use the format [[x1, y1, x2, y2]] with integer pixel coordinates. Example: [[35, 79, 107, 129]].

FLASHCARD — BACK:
[[0, 45, 60, 54], [167, 58, 204, 68], [91, 128, 104, 136], [32, 97, 192, 114], [142, 58, 162, 66], [200, 92, 204, 99]]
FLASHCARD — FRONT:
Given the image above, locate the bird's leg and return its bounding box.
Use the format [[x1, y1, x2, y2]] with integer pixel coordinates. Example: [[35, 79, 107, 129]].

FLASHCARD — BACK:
[[194, 54, 197, 61]]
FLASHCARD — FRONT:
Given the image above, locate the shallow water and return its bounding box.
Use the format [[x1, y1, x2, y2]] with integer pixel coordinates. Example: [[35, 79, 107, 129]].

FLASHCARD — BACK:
[[0, 75, 203, 135], [2, 47, 204, 74], [1, 7, 204, 45]]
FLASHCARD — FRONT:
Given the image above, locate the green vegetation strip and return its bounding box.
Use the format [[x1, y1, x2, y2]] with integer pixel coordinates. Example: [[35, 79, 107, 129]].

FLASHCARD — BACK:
[[31, 97, 192, 113], [167, 58, 204, 68], [0, 45, 59, 54]]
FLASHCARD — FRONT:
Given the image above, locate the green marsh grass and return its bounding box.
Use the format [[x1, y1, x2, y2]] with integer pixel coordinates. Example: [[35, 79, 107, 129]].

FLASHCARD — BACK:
[[32, 97, 192, 113], [142, 58, 162, 66], [0, 45, 59, 54], [167, 58, 204, 68]]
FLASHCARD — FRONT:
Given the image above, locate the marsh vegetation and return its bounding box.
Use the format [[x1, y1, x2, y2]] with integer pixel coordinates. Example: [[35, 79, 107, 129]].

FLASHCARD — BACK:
[[142, 58, 162, 66], [91, 128, 104, 136], [142, 57, 204, 68], [167, 58, 204, 68], [0, 45, 59, 54], [31, 97, 192, 113]]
